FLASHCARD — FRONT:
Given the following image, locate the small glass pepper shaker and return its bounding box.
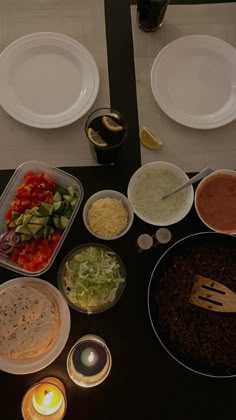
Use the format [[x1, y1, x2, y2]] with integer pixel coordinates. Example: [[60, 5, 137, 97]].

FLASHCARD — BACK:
[[152, 228, 171, 247], [136, 233, 154, 253]]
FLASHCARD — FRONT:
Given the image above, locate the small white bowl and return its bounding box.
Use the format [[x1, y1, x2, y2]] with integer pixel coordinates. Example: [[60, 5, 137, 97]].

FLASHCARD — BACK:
[[195, 169, 236, 234], [127, 161, 194, 226], [83, 189, 134, 240]]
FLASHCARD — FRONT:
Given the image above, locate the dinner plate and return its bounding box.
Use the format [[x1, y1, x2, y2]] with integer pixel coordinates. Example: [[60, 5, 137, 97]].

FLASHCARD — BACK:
[[0, 277, 71, 374], [151, 35, 236, 129], [0, 32, 99, 128]]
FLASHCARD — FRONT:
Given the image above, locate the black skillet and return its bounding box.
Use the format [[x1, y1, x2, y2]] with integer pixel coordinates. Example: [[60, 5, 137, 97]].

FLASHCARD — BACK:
[[147, 232, 236, 378]]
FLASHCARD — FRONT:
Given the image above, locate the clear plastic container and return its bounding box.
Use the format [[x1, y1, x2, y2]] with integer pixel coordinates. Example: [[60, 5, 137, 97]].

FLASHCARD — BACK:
[[0, 161, 84, 276]]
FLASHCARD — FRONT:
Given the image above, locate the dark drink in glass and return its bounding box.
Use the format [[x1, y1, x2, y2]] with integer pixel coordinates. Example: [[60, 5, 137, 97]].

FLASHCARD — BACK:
[[85, 108, 127, 165], [137, 0, 169, 32]]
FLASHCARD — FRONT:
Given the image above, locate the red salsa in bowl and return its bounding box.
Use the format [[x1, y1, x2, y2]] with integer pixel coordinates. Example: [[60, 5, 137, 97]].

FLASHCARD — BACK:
[[195, 170, 236, 234]]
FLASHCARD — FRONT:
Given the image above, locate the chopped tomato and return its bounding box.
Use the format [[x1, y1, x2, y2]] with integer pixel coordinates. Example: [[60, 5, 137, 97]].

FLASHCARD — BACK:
[[5, 171, 57, 223], [10, 232, 62, 272]]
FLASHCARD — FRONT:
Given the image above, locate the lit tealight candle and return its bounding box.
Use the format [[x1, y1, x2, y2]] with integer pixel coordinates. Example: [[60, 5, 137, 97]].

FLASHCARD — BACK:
[[67, 335, 112, 387], [81, 348, 98, 367], [21, 377, 66, 420], [32, 383, 63, 416]]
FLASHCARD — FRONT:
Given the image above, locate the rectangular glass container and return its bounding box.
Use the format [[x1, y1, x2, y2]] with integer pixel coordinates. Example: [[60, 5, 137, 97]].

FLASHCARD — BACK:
[[0, 161, 84, 276]]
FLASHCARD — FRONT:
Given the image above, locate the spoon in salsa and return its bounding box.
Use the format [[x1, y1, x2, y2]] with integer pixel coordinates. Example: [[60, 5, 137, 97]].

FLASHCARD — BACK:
[[161, 167, 213, 200]]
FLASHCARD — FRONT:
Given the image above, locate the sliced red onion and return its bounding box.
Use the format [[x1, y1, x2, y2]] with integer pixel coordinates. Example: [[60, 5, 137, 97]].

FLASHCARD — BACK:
[[0, 250, 8, 258], [0, 232, 9, 241], [0, 230, 21, 258]]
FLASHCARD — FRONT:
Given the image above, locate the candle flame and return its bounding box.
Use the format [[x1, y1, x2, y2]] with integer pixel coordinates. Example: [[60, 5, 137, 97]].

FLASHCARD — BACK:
[[88, 351, 94, 363], [32, 383, 63, 415], [43, 391, 53, 407]]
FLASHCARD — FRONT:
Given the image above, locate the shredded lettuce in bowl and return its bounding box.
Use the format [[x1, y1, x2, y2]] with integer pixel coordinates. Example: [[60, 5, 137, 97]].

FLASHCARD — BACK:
[[62, 245, 125, 314]]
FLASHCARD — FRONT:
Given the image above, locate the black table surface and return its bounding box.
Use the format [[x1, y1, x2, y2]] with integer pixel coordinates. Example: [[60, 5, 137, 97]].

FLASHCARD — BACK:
[[1, 1, 235, 419]]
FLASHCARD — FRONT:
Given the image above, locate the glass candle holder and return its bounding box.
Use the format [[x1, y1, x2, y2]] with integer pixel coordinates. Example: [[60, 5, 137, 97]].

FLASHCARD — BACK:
[[21, 377, 66, 420], [67, 335, 112, 387]]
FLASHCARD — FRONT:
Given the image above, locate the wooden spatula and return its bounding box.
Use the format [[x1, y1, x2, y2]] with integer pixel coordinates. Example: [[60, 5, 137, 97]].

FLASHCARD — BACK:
[[189, 275, 236, 312]]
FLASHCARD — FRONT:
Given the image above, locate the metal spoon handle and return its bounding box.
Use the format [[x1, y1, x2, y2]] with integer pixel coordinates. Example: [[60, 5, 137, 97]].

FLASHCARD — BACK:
[[162, 167, 213, 200]]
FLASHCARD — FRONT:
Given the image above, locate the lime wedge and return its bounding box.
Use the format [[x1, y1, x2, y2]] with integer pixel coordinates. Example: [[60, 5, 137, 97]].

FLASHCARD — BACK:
[[139, 126, 162, 150], [102, 115, 124, 132], [87, 128, 107, 147]]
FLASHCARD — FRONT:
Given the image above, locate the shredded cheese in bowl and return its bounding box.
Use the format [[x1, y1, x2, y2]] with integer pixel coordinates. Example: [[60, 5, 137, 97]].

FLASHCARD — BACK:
[[87, 197, 129, 238]]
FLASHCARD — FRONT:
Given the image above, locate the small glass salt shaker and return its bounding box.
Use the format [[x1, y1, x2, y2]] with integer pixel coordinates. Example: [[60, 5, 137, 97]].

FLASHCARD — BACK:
[[152, 228, 171, 247], [136, 233, 154, 253]]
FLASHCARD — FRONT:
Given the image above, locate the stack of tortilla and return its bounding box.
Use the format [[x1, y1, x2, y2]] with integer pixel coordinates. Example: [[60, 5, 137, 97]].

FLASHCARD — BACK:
[[0, 282, 60, 360]]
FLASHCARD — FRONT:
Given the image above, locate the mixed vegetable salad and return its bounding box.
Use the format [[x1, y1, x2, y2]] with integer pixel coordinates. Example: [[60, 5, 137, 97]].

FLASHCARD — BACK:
[[0, 171, 80, 272], [61, 245, 125, 314]]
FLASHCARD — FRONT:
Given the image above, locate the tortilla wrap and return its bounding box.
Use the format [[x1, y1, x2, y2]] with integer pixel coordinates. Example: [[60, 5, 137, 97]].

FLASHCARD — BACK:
[[0, 282, 60, 360]]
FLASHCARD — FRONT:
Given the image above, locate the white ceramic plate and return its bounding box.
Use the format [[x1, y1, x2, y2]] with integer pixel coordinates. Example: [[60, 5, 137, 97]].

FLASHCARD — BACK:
[[151, 35, 236, 129], [0, 32, 99, 128], [0, 278, 71, 374]]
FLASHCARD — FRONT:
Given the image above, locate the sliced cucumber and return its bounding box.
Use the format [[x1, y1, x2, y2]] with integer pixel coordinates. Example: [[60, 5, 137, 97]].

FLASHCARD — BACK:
[[53, 191, 62, 202], [27, 224, 43, 236], [53, 201, 65, 214], [33, 228, 44, 239], [61, 200, 69, 213], [53, 215, 62, 229], [22, 214, 32, 225], [57, 186, 68, 196], [67, 186, 75, 197], [12, 211, 20, 220], [63, 194, 73, 202], [30, 207, 41, 217], [15, 214, 24, 226], [38, 203, 54, 216], [20, 234, 31, 241], [8, 183, 79, 238], [15, 225, 31, 235], [48, 226, 55, 236], [42, 225, 55, 238], [30, 216, 49, 226], [70, 198, 78, 209], [64, 207, 73, 218], [9, 222, 16, 228], [60, 216, 70, 229]]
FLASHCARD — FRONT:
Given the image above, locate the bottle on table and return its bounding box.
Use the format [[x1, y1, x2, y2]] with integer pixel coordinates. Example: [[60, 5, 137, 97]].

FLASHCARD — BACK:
[[137, 0, 169, 32]]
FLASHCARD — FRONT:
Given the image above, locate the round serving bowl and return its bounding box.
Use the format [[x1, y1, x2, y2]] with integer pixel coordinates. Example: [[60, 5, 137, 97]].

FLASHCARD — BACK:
[[148, 232, 236, 378], [83, 190, 134, 240], [0, 277, 70, 374], [127, 161, 194, 226], [57, 243, 126, 314], [195, 169, 236, 234]]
